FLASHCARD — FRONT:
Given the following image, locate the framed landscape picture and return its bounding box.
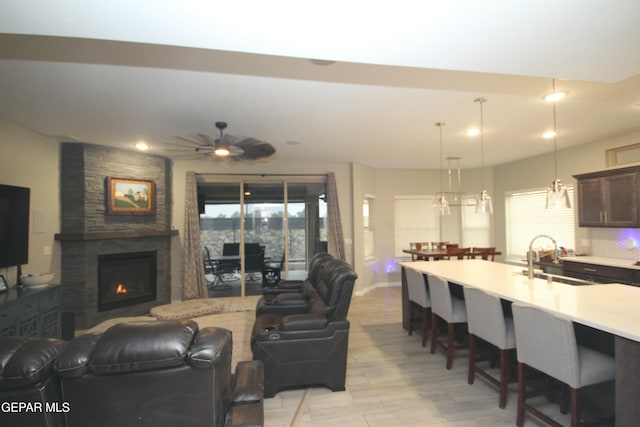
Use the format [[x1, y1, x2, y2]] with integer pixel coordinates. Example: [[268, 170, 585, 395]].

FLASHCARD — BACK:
[[106, 177, 156, 216]]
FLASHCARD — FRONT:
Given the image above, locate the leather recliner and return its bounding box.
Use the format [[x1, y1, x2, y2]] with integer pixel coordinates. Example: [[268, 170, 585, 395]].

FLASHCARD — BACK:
[[255, 252, 335, 317], [0, 337, 67, 427], [53, 320, 264, 427], [251, 258, 357, 397]]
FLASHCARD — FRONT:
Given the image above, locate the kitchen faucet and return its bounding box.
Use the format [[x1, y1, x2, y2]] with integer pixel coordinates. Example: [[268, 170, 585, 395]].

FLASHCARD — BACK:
[[527, 234, 558, 279]]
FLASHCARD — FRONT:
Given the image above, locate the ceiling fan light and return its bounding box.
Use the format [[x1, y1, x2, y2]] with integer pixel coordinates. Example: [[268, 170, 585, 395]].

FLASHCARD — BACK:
[[214, 146, 230, 156]]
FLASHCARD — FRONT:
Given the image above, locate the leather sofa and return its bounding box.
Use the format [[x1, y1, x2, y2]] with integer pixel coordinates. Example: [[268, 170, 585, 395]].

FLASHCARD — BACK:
[[0, 337, 67, 427], [251, 258, 357, 397], [52, 320, 263, 427]]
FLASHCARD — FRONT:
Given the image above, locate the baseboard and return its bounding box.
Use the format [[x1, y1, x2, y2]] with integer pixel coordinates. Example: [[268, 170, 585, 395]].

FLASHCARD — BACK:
[[354, 281, 401, 297]]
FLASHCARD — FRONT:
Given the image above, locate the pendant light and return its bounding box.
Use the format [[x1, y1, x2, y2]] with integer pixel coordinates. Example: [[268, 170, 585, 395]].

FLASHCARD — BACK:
[[545, 79, 571, 209], [474, 96, 493, 214], [432, 122, 451, 215]]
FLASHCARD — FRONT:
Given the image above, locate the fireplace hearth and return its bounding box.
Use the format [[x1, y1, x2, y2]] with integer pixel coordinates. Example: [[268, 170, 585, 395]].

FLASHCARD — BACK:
[[98, 251, 157, 312]]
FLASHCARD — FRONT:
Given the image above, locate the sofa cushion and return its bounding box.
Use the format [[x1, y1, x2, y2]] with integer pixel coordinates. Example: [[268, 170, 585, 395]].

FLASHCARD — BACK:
[[87, 319, 198, 375], [0, 337, 66, 389]]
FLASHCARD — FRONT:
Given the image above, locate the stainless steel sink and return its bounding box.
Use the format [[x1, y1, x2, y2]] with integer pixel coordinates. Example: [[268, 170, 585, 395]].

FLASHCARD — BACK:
[[520, 271, 599, 286]]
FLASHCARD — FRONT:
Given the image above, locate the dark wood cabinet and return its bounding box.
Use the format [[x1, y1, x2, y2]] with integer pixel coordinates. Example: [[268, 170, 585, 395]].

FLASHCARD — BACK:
[[563, 260, 639, 286], [574, 166, 639, 227], [0, 284, 61, 338]]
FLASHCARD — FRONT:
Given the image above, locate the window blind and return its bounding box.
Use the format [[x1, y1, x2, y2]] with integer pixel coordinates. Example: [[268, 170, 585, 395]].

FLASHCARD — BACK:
[[461, 204, 491, 248], [394, 196, 440, 257], [505, 187, 575, 261]]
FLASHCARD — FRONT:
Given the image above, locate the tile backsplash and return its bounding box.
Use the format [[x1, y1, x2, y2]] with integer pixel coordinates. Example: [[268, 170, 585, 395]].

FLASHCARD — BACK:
[[590, 228, 640, 261]]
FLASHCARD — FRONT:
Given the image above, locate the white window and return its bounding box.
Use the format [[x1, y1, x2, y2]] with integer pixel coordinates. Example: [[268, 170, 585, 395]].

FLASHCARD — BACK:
[[461, 203, 491, 248], [363, 196, 375, 261], [394, 196, 441, 257], [505, 187, 575, 261]]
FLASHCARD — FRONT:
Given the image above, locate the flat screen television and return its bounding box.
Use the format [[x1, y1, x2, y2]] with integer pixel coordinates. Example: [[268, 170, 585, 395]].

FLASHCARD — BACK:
[[0, 184, 30, 268]]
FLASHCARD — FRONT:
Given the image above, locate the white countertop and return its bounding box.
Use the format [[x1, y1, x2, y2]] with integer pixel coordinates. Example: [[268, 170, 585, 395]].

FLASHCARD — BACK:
[[401, 259, 640, 342], [561, 256, 640, 270]]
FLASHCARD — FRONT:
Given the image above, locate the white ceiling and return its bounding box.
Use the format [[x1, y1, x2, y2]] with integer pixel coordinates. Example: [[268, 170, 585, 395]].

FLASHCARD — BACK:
[[1, 0, 639, 169]]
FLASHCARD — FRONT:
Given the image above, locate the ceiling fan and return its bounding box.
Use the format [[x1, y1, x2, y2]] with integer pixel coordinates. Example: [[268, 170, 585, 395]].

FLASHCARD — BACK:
[[165, 121, 276, 161]]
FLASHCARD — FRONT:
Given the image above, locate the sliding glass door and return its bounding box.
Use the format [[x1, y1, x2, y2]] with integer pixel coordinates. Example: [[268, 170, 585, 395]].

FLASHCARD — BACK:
[[198, 176, 326, 297]]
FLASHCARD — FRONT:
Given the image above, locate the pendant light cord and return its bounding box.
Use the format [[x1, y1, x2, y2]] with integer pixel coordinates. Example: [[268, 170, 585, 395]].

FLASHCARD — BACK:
[[552, 79, 559, 182]]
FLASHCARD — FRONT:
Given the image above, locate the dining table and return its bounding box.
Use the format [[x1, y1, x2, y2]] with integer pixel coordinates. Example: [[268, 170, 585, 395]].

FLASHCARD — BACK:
[[402, 248, 502, 260], [400, 259, 640, 425]]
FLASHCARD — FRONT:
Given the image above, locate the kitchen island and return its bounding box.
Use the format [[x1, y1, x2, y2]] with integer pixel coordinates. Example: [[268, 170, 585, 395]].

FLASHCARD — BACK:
[[400, 259, 640, 425]]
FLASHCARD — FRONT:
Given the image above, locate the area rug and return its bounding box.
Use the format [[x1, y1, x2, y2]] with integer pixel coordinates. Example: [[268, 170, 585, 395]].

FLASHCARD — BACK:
[[149, 295, 260, 320]]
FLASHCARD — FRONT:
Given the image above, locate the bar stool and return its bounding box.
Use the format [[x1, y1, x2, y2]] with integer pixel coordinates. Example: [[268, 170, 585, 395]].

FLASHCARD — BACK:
[[463, 287, 516, 409], [405, 267, 431, 346], [428, 273, 468, 369], [511, 303, 615, 427]]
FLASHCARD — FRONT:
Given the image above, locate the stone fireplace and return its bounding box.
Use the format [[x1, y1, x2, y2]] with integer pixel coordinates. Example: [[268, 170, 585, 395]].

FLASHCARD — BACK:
[[98, 251, 157, 312], [57, 143, 174, 329]]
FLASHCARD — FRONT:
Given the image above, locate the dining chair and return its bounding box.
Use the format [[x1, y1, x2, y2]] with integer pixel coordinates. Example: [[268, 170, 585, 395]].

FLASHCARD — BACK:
[[462, 286, 516, 409], [432, 241, 448, 250], [405, 267, 431, 346], [427, 273, 468, 369], [471, 247, 497, 261], [511, 303, 615, 427], [409, 242, 427, 261], [445, 247, 471, 260]]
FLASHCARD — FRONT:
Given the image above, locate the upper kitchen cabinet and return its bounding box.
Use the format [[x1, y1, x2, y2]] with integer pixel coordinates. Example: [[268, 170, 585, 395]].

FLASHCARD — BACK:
[[574, 166, 640, 227]]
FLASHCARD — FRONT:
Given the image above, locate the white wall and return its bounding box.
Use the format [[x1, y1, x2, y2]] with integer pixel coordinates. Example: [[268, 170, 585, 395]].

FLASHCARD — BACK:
[[0, 119, 61, 286]]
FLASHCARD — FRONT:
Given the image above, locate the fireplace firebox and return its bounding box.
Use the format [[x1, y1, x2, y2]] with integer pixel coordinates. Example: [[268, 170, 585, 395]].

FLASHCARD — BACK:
[[98, 251, 157, 312]]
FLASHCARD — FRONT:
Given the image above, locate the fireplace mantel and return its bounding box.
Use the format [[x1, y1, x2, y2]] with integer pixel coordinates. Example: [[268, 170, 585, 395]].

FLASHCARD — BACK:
[[55, 230, 178, 241]]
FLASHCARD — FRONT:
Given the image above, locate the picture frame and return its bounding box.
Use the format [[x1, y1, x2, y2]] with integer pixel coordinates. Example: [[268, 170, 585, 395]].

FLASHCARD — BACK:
[[0, 275, 7, 293], [106, 177, 156, 216]]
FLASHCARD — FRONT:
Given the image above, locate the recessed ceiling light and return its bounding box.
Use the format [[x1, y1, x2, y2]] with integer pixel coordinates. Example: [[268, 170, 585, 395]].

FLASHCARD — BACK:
[[308, 59, 336, 66], [544, 91, 568, 102], [286, 140, 301, 145], [466, 129, 480, 137], [135, 141, 149, 151], [543, 131, 557, 139]]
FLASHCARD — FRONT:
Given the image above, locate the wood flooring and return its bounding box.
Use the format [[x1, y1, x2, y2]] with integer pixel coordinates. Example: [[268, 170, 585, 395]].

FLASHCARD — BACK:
[[216, 285, 598, 426]]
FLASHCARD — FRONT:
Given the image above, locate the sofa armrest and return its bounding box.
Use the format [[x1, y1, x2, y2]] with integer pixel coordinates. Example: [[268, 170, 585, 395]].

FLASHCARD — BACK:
[[188, 327, 232, 369], [279, 314, 328, 331], [231, 360, 264, 404], [225, 402, 264, 427]]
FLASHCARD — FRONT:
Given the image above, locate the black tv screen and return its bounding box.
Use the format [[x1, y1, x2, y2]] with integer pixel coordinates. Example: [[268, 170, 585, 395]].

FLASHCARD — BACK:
[[0, 184, 30, 268]]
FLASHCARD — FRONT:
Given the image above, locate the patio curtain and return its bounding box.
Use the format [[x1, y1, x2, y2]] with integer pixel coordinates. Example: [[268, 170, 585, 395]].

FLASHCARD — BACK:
[[326, 172, 346, 261], [182, 171, 208, 299]]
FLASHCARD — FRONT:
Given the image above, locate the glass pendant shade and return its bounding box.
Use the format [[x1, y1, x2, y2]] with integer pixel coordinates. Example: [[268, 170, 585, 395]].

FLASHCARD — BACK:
[[546, 179, 571, 209], [433, 193, 451, 215], [475, 190, 493, 214]]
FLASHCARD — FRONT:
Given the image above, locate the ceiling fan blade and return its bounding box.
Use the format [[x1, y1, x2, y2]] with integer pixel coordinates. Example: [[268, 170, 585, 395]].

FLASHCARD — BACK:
[[172, 135, 209, 147], [233, 138, 276, 160], [172, 123, 276, 162], [196, 133, 216, 146]]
